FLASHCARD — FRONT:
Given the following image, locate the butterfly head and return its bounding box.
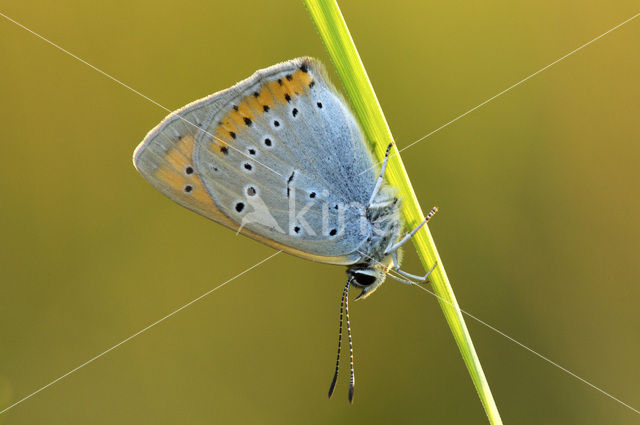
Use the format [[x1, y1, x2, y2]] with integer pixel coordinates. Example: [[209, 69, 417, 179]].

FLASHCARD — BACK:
[[348, 265, 389, 300]]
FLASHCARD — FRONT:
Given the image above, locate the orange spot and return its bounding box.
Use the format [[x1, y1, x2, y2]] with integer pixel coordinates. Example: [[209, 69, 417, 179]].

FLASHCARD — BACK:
[[163, 135, 194, 171], [257, 85, 275, 109], [228, 109, 246, 127], [210, 141, 229, 156], [218, 117, 238, 133], [154, 165, 213, 207], [283, 70, 313, 97], [236, 101, 254, 120], [280, 83, 295, 102], [294, 69, 313, 88], [282, 72, 304, 96], [154, 135, 215, 208], [215, 118, 237, 145], [155, 165, 187, 187], [266, 80, 287, 105], [244, 94, 262, 114], [175, 134, 195, 158], [293, 71, 313, 90]]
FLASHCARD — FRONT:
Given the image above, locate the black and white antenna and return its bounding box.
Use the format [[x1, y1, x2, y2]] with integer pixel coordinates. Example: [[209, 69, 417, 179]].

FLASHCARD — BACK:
[[328, 278, 356, 403]]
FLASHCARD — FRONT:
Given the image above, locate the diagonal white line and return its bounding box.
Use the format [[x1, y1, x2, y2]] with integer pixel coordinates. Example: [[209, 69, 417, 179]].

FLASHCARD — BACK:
[[396, 11, 640, 156], [413, 284, 640, 415], [0, 250, 281, 415], [357, 11, 640, 176], [354, 247, 639, 415], [0, 11, 283, 177], [0, 12, 168, 117], [1, 4, 638, 417]]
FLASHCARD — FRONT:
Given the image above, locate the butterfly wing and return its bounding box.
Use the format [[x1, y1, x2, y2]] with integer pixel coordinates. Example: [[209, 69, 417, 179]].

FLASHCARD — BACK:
[[133, 93, 228, 224], [134, 57, 378, 265]]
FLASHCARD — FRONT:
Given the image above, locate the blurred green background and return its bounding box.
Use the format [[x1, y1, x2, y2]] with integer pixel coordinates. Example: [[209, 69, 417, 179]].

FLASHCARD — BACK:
[[1, 1, 639, 423]]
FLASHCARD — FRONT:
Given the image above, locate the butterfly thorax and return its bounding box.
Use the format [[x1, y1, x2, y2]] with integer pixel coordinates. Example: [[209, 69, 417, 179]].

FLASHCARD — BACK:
[[347, 184, 403, 299]]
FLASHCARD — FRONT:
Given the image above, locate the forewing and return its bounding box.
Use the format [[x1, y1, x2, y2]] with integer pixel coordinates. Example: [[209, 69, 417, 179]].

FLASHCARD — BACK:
[[134, 58, 378, 264]]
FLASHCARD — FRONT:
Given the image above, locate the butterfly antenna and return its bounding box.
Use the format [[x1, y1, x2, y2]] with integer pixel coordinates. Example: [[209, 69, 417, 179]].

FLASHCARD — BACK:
[[344, 282, 355, 404], [328, 278, 350, 398]]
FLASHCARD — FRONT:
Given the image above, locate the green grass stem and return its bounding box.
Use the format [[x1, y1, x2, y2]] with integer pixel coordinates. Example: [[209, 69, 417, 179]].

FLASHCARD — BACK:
[[303, 1, 503, 423]]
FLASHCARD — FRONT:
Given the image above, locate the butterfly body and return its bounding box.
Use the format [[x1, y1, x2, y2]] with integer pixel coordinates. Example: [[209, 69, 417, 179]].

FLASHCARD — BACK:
[[346, 184, 404, 299]]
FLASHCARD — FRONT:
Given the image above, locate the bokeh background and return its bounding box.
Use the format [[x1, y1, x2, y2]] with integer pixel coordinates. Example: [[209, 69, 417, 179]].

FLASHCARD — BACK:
[[1, 1, 639, 424]]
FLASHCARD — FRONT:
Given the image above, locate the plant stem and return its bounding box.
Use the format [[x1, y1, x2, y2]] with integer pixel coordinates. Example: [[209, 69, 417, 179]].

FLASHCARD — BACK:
[[303, 1, 503, 423]]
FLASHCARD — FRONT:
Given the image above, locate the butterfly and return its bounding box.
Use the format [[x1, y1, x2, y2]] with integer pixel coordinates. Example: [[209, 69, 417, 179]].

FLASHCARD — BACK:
[[133, 57, 437, 403]]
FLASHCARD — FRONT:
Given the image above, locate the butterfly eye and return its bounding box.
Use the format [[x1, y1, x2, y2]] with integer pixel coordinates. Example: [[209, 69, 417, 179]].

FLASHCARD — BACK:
[[352, 271, 377, 287]]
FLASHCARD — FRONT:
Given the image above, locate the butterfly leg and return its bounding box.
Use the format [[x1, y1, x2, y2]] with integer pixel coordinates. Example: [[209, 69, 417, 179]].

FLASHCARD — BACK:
[[387, 273, 417, 285], [367, 143, 393, 206], [390, 250, 437, 283], [384, 206, 438, 254]]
